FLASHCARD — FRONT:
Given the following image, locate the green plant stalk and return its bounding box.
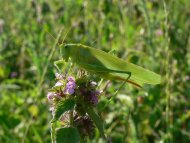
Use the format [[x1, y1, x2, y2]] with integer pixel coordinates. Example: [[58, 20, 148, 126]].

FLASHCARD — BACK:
[[38, 28, 64, 92], [139, 0, 154, 49], [23, 28, 64, 143], [163, 0, 172, 142], [123, 108, 131, 142], [51, 123, 56, 143], [69, 110, 74, 126]]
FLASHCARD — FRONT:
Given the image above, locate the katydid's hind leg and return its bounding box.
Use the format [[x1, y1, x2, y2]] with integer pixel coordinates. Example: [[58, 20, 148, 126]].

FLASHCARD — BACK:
[[112, 71, 131, 98], [126, 72, 131, 81], [54, 60, 64, 72], [101, 71, 131, 111]]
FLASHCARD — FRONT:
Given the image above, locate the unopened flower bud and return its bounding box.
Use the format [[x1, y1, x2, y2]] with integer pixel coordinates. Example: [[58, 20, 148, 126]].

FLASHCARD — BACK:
[[94, 90, 103, 96], [55, 73, 64, 80], [90, 81, 97, 87], [55, 81, 64, 87], [49, 107, 55, 112]]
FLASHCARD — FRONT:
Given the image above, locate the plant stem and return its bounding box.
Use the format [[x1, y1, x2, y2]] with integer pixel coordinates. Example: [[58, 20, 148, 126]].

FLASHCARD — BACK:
[[69, 110, 74, 126], [51, 123, 56, 143], [139, 0, 154, 49], [163, 0, 172, 142]]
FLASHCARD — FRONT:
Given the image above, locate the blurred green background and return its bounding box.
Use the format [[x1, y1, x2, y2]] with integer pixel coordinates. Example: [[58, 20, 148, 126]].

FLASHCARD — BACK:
[[0, 0, 190, 143]]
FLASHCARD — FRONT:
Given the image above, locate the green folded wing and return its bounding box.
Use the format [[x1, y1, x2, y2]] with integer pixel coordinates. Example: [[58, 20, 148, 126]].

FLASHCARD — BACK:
[[64, 44, 161, 86], [73, 45, 161, 86]]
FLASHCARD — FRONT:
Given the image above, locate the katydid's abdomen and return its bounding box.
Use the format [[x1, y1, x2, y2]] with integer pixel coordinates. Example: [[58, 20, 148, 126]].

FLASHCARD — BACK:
[[64, 44, 161, 87]]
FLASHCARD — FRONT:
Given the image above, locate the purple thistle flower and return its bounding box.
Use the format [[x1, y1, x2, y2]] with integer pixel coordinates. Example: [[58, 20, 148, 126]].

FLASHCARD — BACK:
[[68, 76, 75, 82], [47, 92, 55, 101], [65, 87, 75, 95], [64, 76, 76, 95], [66, 81, 76, 88]]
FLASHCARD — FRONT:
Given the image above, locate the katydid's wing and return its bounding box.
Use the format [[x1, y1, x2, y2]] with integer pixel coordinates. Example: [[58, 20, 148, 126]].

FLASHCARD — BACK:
[[78, 46, 161, 86]]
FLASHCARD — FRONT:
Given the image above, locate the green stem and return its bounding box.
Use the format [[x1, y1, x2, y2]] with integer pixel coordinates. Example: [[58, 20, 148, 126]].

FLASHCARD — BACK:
[[139, 0, 154, 49], [69, 110, 74, 126], [163, 0, 171, 142], [51, 123, 56, 143]]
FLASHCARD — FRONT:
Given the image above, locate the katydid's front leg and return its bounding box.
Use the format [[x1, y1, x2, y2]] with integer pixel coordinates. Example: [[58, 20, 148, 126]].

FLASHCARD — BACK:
[[54, 59, 65, 72], [54, 59, 73, 75]]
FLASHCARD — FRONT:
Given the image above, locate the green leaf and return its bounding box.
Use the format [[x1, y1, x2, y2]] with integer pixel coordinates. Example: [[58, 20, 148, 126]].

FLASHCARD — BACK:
[[51, 98, 75, 123], [85, 106, 106, 139], [55, 127, 80, 143]]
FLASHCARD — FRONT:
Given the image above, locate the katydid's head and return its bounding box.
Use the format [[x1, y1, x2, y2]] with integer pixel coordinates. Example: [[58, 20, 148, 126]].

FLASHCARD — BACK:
[[61, 44, 70, 62]]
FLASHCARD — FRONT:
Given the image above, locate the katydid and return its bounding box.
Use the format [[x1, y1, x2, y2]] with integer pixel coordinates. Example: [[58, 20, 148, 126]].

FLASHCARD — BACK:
[[55, 43, 161, 87]]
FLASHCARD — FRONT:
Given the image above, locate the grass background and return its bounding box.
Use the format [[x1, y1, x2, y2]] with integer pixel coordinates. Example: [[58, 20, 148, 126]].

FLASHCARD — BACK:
[[0, 0, 190, 143]]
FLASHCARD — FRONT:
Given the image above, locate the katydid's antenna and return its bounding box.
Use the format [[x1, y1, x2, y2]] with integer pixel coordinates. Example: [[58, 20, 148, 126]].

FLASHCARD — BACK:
[[38, 4, 84, 46], [46, 30, 56, 41], [38, 24, 69, 47], [38, 22, 61, 44], [60, 26, 72, 46]]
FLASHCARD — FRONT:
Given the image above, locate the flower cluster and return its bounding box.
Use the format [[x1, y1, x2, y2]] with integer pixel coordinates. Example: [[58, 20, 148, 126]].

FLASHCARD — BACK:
[[47, 74, 103, 113], [47, 74, 103, 127], [47, 73, 104, 140], [46, 73, 76, 114]]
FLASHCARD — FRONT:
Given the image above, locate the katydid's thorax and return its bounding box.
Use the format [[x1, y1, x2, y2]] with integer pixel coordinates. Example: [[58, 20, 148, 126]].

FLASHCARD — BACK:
[[70, 45, 102, 66]]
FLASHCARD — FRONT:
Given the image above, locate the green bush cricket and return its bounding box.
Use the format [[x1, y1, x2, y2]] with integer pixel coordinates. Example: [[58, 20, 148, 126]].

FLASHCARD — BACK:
[[55, 43, 161, 88]]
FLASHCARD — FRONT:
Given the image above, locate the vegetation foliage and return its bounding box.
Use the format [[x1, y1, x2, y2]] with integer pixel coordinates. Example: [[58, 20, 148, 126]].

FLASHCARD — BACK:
[[0, 0, 190, 143]]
